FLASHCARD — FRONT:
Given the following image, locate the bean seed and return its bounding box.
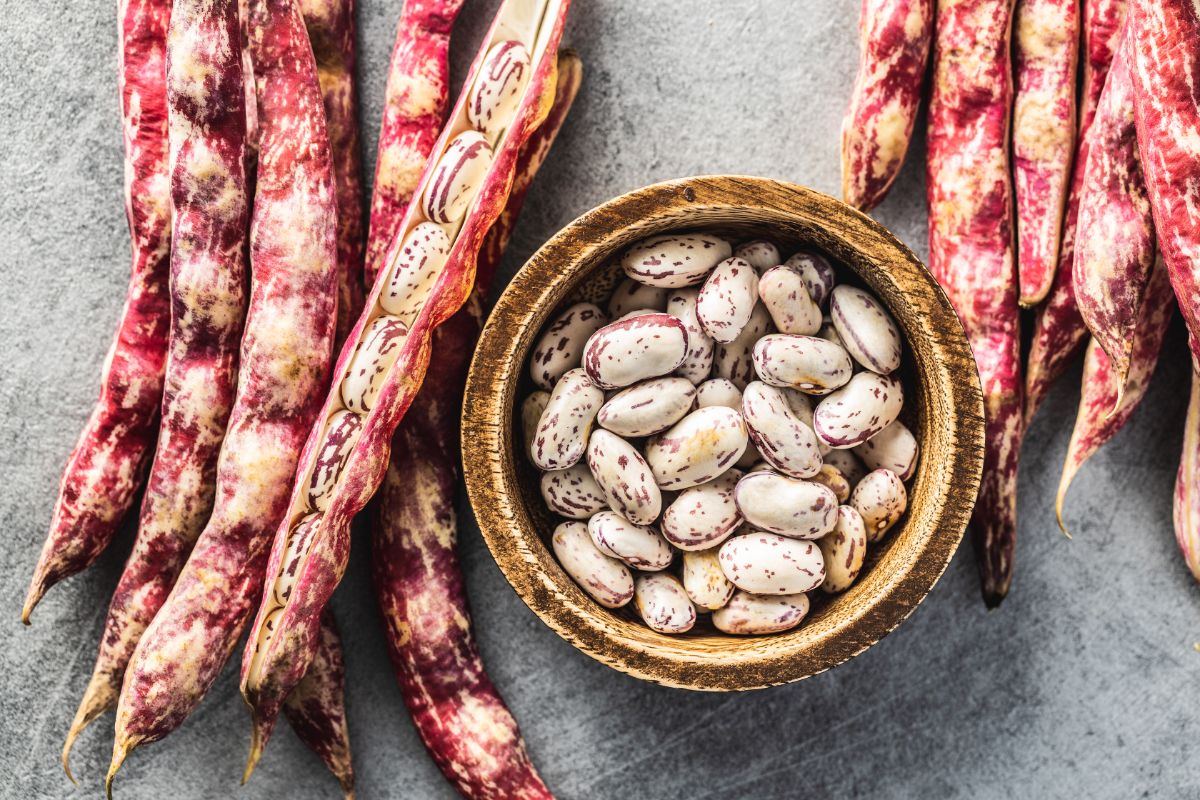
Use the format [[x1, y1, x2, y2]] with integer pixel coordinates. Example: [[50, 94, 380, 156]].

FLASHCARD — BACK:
[[530, 302, 609, 390], [540, 462, 607, 519], [818, 506, 867, 592], [712, 591, 810, 634], [850, 468, 907, 542], [696, 256, 760, 343], [621, 233, 731, 288], [597, 376, 696, 437], [644, 406, 749, 490], [531, 368, 604, 470], [634, 573, 696, 633], [586, 429, 662, 525], [830, 285, 902, 374], [582, 313, 689, 389], [660, 469, 743, 550], [588, 511, 673, 571], [718, 532, 826, 595], [681, 548, 735, 610], [813, 372, 904, 448], [734, 471, 837, 539], [552, 521, 634, 608]]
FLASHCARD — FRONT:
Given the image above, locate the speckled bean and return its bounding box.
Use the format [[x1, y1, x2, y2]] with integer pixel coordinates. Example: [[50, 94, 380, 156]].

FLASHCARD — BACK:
[[551, 521, 633, 608], [810, 464, 852, 503], [711, 591, 810, 634], [422, 129, 493, 224], [784, 251, 836, 306], [741, 381, 823, 479], [305, 411, 362, 512], [752, 333, 853, 395], [342, 315, 408, 414], [718, 532, 826, 595], [621, 233, 732, 288], [681, 548, 735, 610], [634, 573, 696, 634], [644, 406, 749, 490], [733, 240, 781, 271], [379, 222, 452, 325], [817, 316, 845, 349], [851, 468, 908, 542], [531, 368, 604, 470], [695, 378, 741, 409], [713, 302, 773, 390], [696, 257, 760, 343], [813, 372, 904, 449], [587, 511, 673, 571], [608, 278, 669, 318], [660, 469, 743, 550], [830, 285, 903, 374], [582, 313, 689, 389], [823, 449, 867, 486], [540, 462, 607, 520], [665, 288, 714, 383], [854, 419, 919, 480], [597, 376, 696, 437], [759, 265, 822, 335], [734, 471, 837, 539], [273, 514, 322, 606], [586, 429, 662, 525], [818, 506, 867, 593], [529, 302, 609, 391], [467, 40, 531, 143], [520, 391, 550, 463]]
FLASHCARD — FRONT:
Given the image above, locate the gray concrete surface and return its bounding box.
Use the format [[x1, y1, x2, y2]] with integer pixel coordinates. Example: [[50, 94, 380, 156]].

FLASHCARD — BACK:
[[3, 1, 1199, 798]]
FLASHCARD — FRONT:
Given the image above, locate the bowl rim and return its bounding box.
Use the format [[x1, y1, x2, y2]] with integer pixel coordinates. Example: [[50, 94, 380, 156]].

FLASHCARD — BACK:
[[462, 175, 984, 691]]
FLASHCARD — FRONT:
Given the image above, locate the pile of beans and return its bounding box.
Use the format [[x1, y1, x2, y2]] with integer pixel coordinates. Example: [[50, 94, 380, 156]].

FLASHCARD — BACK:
[[521, 232, 920, 636]]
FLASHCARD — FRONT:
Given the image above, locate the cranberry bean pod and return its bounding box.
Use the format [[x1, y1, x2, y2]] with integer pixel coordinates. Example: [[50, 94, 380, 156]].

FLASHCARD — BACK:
[[718, 532, 826, 595], [851, 469, 908, 542], [301, 0, 364, 347], [818, 506, 868, 593], [681, 548, 735, 610], [645, 406, 749, 490], [54, 0, 173, 770], [758, 265, 821, 336], [712, 591, 810, 635], [713, 302, 773, 390], [666, 288, 715, 384], [622, 233, 732, 288], [734, 240, 781, 271], [553, 521, 635, 608], [841, 0, 933, 212], [752, 334, 852, 394], [1013, 0, 1080, 305], [108, 0, 338, 787], [784, 252, 837, 308], [541, 462, 607, 519], [927, 0, 1021, 607], [813, 372, 904, 449], [634, 573, 696, 634], [530, 302, 609, 390], [1057, 259, 1172, 531], [588, 511, 673, 571], [1025, 0, 1126, 425], [696, 257, 760, 343], [364, 0, 466, 286], [582, 313, 689, 389], [1175, 366, 1200, 582], [372, 54, 579, 800], [1073, 29, 1154, 399], [587, 430, 662, 525], [533, 368, 604, 470], [741, 382, 823, 478], [660, 469, 744, 551], [853, 419, 919, 480], [240, 5, 571, 754], [598, 376, 696, 437], [829, 285, 902, 374], [735, 472, 838, 539]]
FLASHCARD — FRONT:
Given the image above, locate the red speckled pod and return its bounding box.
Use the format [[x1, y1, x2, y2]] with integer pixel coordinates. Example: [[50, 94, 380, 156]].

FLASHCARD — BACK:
[[1130, 0, 1200, 365], [301, 0, 365, 348], [1013, 0, 1079, 305], [927, 0, 1021, 607], [1056, 258, 1172, 531], [1175, 364, 1200, 583], [841, 0, 933, 212], [365, 0, 467, 287], [281, 612, 354, 798], [23, 0, 175, 623], [1072, 27, 1154, 401], [240, 0, 572, 771], [1025, 0, 1126, 426], [107, 0, 338, 789]]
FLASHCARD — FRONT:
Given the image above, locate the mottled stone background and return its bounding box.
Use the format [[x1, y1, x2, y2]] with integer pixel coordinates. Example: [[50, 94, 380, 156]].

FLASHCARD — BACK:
[[3, 2, 1197, 798]]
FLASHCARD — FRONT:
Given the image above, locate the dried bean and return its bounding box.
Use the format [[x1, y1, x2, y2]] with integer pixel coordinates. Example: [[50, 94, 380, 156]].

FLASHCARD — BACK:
[[587, 430, 662, 525], [681, 548, 735, 610], [667, 288, 716, 383], [634, 573, 697, 634], [609, 278, 668, 318], [810, 464, 852, 503], [741, 381, 823, 479], [597, 376, 696, 437], [532, 368, 604, 471], [521, 390, 550, 462], [660, 469, 743, 551], [784, 252, 837, 307], [813, 372, 904, 450], [851, 469, 908, 542], [718, 532, 826, 595], [712, 591, 809, 634], [695, 377, 742, 409], [541, 462, 608, 520], [582, 312, 689, 389], [758, 264, 822, 335], [645, 406, 749, 490], [854, 419, 919, 480], [552, 521, 634, 608], [823, 449, 868, 486], [713, 302, 773, 390], [588, 511, 673, 571], [622, 233, 732, 288], [829, 285, 902, 374], [696, 256, 760, 343], [530, 302, 609, 390], [733, 240, 781, 271], [818, 506, 868, 593], [734, 472, 837, 539], [752, 333, 853, 395]]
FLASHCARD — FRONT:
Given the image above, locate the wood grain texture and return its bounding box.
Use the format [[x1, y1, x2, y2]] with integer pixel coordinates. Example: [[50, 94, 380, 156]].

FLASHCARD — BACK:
[[462, 176, 984, 691]]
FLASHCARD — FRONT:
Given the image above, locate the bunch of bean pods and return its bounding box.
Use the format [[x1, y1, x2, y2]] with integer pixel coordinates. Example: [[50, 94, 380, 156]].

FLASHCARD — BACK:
[[24, 0, 576, 797], [523, 237, 918, 635], [843, 0, 1200, 605]]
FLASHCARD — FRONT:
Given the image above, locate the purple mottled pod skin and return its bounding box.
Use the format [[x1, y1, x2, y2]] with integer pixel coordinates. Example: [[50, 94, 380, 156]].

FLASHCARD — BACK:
[[540, 462, 607, 520], [661, 469, 743, 550], [784, 251, 837, 307], [696, 256, 760, 343], [422, 129, 493, 223], [634, 573, 696, 633], [818, 505, 868, 593], [586, 430, 662, 525], [645, 406, 749, 490], [718, 532, 826, 595], [830, 285, 903, 374], [587, 511, 673, 571], [733, 239, 781, 271], [695, 377, 742, 409], [666, 288, 715, 383], [529, 302, 608, 390], [379, 222, 452, 324], [854, 419, 919, 480], [552, 521, 634, 608], [713, 302, 774, 390], [467, 40, 531, 142], [752, 333, 853, 394], [734, 471, 838, 539], [681, 547, 735, 610], [741, 381, 823, 479], [759, 264, 822, 335], [597, 376, 696, 437], [851, 468, 908, 542], [622, 233, 732, 288], [342, 315, 409, 413], [712, 591, 809, 634], [813, 372, 904, 449], [582, 312, 688, 389], [532, 368, 604, 470], [609, 277, 669, 317], [306, 410, 363, 512]]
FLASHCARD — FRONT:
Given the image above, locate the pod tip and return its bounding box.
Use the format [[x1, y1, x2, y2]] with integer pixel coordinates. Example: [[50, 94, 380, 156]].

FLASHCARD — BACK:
[[242, 719, 265, 785]]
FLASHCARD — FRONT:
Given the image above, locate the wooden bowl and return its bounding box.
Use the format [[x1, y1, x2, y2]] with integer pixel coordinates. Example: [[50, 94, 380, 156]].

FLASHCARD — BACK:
[[462, 176, 984, 691]]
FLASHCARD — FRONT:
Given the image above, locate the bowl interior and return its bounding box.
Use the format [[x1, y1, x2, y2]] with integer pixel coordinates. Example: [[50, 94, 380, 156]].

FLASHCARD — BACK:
[[463, 176, 984, 690]]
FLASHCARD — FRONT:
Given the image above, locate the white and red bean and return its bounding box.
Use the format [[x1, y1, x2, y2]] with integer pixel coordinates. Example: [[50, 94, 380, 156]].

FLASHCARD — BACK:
[[829, 285, 902, 374], [540, 462, 607, 520], [588, 511, 673, 571], [854, 419, 919, 480], [665, 288, 714, 383], [608, 278, 669, 318], [551, 521, 634, 609], [342, 315, 408, 414], [733, 240, 781, 271], [532, 368, 604, 470], [644, 406, 748, 490], [582, 313, 689, 389], [812, 372, 904, 449], [621, 233, 731, 288], [759, 264, 822, 335], [422, 130, 493, 224], [712, 591, 809, 634], [530, 302, 609, 390], [586, 430, 662, 525], [597, 376, 696, 437], [734, 471, 837, 539], [850, 468, 908, 542], [741, 381, 823, 479], [818, 506, 868, 593], [634, 573, 696, 633], [660, 469, 743, 550], [752, 333, 853, 395], [681, 548, 735, 610], [467, 40, 531, 143], [696, 256, 760, 343], [718, 531, 826, 595]]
